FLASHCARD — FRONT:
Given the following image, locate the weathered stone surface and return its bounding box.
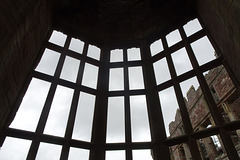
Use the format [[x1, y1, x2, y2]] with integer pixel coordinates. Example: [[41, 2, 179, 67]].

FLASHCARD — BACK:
[[0, 0, 52, 130]]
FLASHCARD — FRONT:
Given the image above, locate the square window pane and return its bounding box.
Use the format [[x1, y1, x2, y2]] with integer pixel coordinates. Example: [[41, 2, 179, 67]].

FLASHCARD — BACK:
[[82, 63, 99, 89], [171, 48, 193, 76], [36, 143, 62, 160], [130, 95, 151, 142], [150, 39, 164, 56], [35, 49, 60, 76], [87, 45, 101, 60], [48, 30, 67, 47], [132, 149, 153, 160], [68, 147, 89, 160], [107, 97, 125, 143], [166, 29, 182, 47], [153, 58, 171, 85], [183, 18, 202, 37], [109, 68, 124, 91], [60, 56, 80, 83], [129, 67, 145, 90], [191, 36, 216, 66], [110, 49, 123, 63], [0, 137, 31, 159], [69, 38, 84, 54], [10, 78, 51, 131], [106, 150, 125, 160], [72, 92, 96, 142], [159, 87, 185, 137], [127, 48, 141, 61], [44, 85, 74, 137]]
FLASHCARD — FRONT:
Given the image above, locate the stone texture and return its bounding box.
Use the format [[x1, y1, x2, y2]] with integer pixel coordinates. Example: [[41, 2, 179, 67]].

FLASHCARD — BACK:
[[0, 0, 52, 130]]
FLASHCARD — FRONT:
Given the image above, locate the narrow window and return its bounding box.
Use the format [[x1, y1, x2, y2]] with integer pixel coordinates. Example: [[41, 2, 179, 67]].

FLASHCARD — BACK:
[[10, 78, 51, 131], [130, 95, 151, 142], [72, 92, 96, 142], [106, 97, 125, 143], [44, 85, 74, 137]]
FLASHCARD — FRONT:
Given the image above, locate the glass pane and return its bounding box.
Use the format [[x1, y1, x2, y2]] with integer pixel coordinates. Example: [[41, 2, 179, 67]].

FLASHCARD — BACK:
[[191, 36, 216, 66], [0, 137, 31, 159], [82, 63, 99, 89], [106, 150, 125, 160], [109, 68, 124, 91], [180, 77, 212, 130], [110, 49, 123, 63], [166, 29, 182, 47], [159, 87, 185, 137], [107, 97, 125, 143], [204, 65, 239, 122], [87, 45, 101, 60], [150, 39, 164, 56], [72, 92, 95, 142], [171, 47, 193, 76], [130, 95, 151, 142], [183, 18, 202, 37], [170, 143, 192, 160], [127, 48, 141, 61], [35, 49, 60, 76], [10, 78, 51, 131], [153, 58, 171, 85], [48, 30, 67, 47], [69, 38, 84, 54], [128, 67, 145, 90], [68, 147, 89, 160], [132, 149, 153, 160], [60, 56, 80, 83], [36, 143, 62, 160], [44, 85, 73, 137]]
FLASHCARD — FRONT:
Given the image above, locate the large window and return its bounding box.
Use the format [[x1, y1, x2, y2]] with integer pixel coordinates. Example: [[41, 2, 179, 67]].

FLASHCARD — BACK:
[[1, 18, 240, 160]]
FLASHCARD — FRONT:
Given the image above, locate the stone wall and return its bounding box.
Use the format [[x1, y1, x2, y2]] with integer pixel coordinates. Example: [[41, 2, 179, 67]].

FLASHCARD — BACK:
[[195, 0, 240, 85], [0, 0, 52, 131]]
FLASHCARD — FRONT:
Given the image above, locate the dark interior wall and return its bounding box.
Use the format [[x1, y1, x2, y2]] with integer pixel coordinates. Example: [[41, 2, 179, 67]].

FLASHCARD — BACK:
[[0, 0, 52, 130], [195, 0, 240, 84]]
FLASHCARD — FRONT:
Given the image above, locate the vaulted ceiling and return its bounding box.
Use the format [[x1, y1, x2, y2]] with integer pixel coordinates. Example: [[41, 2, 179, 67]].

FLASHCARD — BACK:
[[52, 0, 196, 47]]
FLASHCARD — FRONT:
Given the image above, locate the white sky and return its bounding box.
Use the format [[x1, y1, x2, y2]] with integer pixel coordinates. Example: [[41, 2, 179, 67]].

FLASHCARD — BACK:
[[0, 18, 217, 159]]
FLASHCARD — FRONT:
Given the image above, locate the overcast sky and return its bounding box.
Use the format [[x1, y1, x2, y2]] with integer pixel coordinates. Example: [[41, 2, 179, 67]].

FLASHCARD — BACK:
[[0, 18, 217, 159]]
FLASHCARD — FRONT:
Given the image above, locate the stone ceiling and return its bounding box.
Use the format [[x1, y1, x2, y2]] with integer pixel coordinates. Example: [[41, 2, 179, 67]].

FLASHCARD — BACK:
[[52, 0, 196, 47]]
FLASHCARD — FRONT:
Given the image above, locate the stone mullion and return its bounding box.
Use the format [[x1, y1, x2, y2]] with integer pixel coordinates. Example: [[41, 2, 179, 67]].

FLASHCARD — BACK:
[[26, 36, 71, 160], [162, 36, 202, 160], [89, 47, 109, 160], [140, 42, 171, 160], [123, 48, 133, 160], [59, 42, 89, 160]]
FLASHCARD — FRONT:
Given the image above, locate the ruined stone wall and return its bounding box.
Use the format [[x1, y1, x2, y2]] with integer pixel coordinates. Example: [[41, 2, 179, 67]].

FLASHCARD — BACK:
[[0, 0, 52, 131], [169, 66, 237, 136]]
